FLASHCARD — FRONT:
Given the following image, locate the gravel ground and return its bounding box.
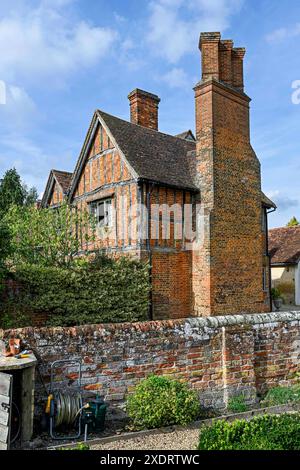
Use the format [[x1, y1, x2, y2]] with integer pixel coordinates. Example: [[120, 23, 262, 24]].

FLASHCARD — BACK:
[[90, 427, 200, 451]]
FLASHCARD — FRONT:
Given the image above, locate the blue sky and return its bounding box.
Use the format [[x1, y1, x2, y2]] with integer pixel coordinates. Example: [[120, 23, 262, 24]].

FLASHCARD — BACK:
[[0, 0, 299, 228]]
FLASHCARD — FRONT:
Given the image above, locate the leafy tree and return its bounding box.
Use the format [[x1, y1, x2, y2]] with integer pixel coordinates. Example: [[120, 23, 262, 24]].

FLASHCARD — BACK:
[[287, 216, 299, 227], [5, 202, 96, 268], [0, 168, 24, 214], [23, 185, 39, 207], [0, 220, 11, 292], [0, 168, 38, 216]]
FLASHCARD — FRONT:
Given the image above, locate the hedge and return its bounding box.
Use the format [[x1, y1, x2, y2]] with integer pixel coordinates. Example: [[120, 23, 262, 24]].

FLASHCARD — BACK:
[[198, 413, 300, 450], [0, 255, 150, 328]]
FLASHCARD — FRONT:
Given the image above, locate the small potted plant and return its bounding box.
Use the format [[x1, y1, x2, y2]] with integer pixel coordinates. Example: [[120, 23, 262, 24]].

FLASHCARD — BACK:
[[271, 287, 283, 311]]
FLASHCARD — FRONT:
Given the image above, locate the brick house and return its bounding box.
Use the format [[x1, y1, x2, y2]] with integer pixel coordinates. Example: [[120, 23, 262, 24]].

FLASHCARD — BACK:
[[41, 32, 275, 320], [269, 226, 300, 306]]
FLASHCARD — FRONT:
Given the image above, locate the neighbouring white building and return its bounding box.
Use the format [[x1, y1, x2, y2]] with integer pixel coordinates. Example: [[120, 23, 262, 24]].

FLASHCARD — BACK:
[[269, 226, 300, 306]]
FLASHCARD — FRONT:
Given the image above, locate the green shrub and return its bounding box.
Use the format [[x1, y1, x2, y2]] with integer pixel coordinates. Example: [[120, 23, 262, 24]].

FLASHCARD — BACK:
[[271, 287, 282, 299], [0, 310, 31, 330], [227, 395, 248, 413], [198, 413, 300, 450], [126, 375, 200, 430], [0, 256, 150, 328], [59, 443, 90, 450], [261, 385, 300, 407]]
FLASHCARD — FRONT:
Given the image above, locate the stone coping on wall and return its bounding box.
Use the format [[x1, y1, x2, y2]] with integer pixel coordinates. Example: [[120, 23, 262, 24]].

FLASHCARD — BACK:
[[1, 310, 300, 337]]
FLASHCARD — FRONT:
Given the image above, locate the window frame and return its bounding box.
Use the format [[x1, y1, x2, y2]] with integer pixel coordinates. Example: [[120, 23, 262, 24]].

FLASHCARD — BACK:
[[89, 197, 113, 229]]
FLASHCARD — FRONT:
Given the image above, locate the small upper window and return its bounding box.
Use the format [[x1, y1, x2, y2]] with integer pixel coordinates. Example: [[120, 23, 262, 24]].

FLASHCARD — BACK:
[[90, 198, 112, 228]]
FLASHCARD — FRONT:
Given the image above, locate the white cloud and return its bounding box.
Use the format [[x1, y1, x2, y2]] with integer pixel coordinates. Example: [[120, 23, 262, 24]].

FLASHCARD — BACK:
[[0, 83, 39, 130], [147, 0, 243, 63], [0, 1, 118, 86], [266, 190, 299, 211], [161, 67, 191, 88], [266, 23, 300, 43], [0, 131, 76, 192]]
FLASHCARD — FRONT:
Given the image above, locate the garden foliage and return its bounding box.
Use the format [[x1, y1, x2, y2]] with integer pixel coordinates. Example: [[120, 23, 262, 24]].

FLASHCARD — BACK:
[[127, 375, 200, 430], [198, 413, 300, 450]]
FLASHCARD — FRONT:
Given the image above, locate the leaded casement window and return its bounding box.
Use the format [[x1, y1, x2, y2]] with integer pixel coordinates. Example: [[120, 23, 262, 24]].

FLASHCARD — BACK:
[[89, 198, 112, 228]]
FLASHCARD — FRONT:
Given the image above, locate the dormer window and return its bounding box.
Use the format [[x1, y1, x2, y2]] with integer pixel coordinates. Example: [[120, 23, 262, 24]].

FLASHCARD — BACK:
[[89, 198, 112, 228]]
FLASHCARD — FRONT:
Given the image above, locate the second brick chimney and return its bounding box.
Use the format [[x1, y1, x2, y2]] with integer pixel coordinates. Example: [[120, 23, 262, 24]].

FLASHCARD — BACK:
[[193, 32, 269, 317], [128, 89, 160, 131]]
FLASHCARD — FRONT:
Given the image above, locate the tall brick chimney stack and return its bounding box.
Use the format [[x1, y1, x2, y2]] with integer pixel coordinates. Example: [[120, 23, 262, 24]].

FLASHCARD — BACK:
[[128, 89, 160, 131], [193, 32, 270, 316]]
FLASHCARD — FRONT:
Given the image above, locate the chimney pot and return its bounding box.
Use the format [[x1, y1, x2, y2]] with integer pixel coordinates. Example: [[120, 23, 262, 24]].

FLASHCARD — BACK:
[[232, 48, 246, 91], [199, 32, 221, 81], [219, 40, 233, 86]]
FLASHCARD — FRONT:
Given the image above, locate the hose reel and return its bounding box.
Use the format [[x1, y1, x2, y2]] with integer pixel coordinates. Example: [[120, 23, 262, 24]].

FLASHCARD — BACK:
[[51, 392, 83, 428], [49, 359, 83, 440], [46, 359, 107, 441]]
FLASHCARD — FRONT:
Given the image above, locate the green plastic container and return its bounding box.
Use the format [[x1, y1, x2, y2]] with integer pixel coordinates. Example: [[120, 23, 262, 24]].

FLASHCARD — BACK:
[[88, 397, 107, 432]]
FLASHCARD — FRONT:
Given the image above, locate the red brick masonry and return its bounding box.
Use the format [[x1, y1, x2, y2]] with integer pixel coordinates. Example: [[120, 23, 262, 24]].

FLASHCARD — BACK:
[[1, 312, 299, 420]]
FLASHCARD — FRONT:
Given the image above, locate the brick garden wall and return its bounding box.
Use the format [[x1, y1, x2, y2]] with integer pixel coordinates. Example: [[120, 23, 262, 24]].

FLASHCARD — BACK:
[[1, 312, 299, 421]]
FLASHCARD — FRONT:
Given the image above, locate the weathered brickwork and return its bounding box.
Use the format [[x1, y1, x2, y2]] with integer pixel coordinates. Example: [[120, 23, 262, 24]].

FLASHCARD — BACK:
[[128, 89, 160, 131], [1, 312, 299, 420], [193, 33, 270, 316]]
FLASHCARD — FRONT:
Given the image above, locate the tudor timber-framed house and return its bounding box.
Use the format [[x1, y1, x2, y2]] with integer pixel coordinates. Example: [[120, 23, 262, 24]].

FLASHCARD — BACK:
[[42, 32, 276, 320]]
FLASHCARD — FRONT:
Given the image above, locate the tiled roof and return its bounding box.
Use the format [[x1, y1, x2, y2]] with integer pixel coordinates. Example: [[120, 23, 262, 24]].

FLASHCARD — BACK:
[[97, 111, 275, 207], [52, 170, 73, 194], [97, 110, 198, 191], [269, 226, 300, 265]]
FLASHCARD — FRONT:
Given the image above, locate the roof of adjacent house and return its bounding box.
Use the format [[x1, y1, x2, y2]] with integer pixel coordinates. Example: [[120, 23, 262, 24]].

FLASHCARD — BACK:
[[174, 130, 196, 141], [41, 169, 73, 207], [52, 170, 73, 194], [269, 226, 300, 265]]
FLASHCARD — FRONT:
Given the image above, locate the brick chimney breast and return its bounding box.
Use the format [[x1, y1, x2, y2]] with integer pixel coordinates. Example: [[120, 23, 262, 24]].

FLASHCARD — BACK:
[[193, 32, 266, 317], [128, 89, 160, 131]]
